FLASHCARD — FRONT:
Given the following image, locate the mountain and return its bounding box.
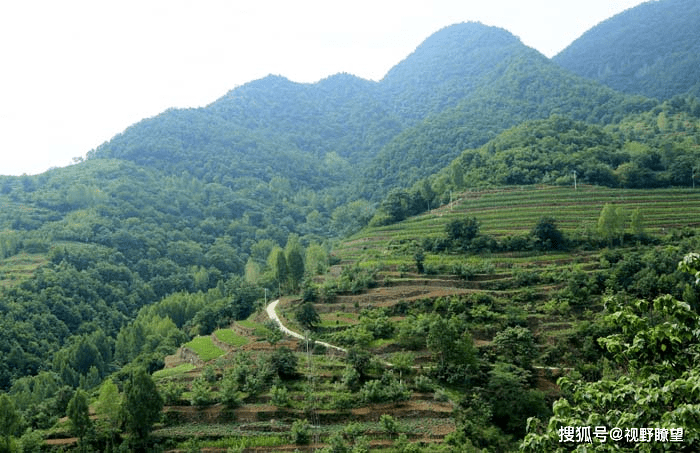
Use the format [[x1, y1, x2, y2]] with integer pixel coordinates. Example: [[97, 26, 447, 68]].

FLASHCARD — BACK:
[[362, 30, 655, 196], [554, 0, 700, 100], [3, 14, 700, 451], [378, 23, 527, 122], [93, 22, 656, 202]]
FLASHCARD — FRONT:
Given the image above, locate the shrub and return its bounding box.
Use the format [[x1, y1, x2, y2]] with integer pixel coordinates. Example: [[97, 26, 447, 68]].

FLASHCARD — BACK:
[[220, 372, 242, 408], [270, 384, 290, 407], [190, 377, 212, 406], [412, 374, 434, 392], [291, 419, 312, 445]]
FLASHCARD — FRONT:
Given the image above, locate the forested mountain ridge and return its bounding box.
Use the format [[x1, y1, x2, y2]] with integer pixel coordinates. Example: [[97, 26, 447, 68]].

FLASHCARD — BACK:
[[362, 43, 655, 196], [554, 0, 700, 100], [92, 21, 656, 201]]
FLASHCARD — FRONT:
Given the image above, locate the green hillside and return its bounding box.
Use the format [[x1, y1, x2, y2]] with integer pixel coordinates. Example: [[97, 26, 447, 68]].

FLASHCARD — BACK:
[[1, 13, 700, 453], [554, 0, 700, 100]]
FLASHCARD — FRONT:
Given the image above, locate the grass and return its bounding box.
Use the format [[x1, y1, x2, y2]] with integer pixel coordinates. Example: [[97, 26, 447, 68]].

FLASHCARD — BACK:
[[153, 363, 195, 379], [237, 319, 273, 337], [184, 336, 225, 361], [213, 328, 250, 347]]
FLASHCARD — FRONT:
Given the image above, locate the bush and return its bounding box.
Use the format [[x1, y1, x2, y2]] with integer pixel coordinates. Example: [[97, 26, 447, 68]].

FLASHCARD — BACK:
[[220, 372, 242, 408], [359, 373, 410, 404], [291, 419, 312, 445], [412, 374, 434, 392], [161, 380, 186, 405], [190, 377, 212, 406], [270, 384, 290, 407]]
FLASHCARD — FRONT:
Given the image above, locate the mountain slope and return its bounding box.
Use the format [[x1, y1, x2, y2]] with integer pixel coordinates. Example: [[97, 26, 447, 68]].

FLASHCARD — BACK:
[[363, 43, 655, 195], [378, 22, 526, 122], [554, 0, 700, 100]]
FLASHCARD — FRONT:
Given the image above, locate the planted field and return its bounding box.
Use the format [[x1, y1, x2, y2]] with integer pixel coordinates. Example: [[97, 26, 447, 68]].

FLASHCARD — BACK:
[[213, 328, 250, 347], [183, 336, 226, 362], [0, 252, 46, 289], [340, 185, 700, 259]]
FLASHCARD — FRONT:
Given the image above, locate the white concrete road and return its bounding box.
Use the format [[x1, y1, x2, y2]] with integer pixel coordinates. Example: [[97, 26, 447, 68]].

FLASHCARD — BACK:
[[265, 299, 347, 354]]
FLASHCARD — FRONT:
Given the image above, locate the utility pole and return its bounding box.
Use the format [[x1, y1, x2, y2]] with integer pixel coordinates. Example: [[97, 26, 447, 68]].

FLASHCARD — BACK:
[[573, 170, 577, 190], [693, 166, 696, 189]]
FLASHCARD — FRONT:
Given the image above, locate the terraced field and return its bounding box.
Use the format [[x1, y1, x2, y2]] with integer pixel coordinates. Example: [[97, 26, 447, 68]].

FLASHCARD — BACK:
[[148, 185, 700, 451], [339, 185, 700, 262]]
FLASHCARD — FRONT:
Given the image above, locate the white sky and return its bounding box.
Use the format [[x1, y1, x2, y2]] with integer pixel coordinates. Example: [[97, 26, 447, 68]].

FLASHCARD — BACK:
[[0, 0, 647, 176]]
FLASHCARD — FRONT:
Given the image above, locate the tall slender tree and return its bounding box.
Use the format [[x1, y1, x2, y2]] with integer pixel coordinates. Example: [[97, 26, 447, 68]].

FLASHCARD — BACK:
[[121, 368, 163, 450]]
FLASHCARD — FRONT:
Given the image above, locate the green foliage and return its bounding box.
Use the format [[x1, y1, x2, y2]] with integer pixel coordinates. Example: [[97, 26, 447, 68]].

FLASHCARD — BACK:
[[359, 372, 411, 404], [290, 419, 312, 445], [522, 253, 700, 451], [492, 326, 537, 371], [554, 0, 700, 100], [427, 315, 477, 384], [267, 347, 299, 380], [268, 246, 288, 292], [446, 217, 480, 250], [219, 371, 242, 408], [95, 379, 121, 431], [285, 234, 305, 292], [295, 302, 321, 330], [190, 376, 212, 407], [121, 368, 163, 444], [269, 384, 290, 407], [487, 362, 548, 438], [67, 388, 91, 441], [597, 203, 625, 246], [531, 217, 566, 251], [380, 414, 399, 437], [0, 393, 20, 451]]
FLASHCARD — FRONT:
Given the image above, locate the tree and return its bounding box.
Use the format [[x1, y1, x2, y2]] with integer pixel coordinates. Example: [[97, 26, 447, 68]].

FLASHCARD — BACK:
[[95, 380, 121, 444], [347, 347, 373, 379], [121, 368, 163, 449], [446, 217, 480, 249], [522, 253, 700, 451], [629, 207, 646, 241], [531, 217, 565, 250], [285, 234, 305, 292], [190, 376, 212, 406], [67, 389, 91, 447], [219, 372, 242, 408], [492, 326, 538, 371], [427, 315, 477, 383], [597, 203, 625, 246], [291, 419, 312, 445], [268, 346, 299, 380], [295, 302, 320, 330], [268, 246, 288, 292], [0, 393, 20, 453]]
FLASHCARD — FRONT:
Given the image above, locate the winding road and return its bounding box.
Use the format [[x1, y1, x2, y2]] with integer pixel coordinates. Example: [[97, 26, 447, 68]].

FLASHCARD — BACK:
[[266, 299, 347, 354]]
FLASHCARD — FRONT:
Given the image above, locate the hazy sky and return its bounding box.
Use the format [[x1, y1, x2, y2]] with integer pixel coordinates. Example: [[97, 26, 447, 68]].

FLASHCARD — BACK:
[[0, 0, 647, 176]]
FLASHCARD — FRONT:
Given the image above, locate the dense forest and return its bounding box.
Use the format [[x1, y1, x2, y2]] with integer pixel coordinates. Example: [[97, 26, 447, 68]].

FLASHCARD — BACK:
[[1, 0, 699, 450], [554, 0, 700, 100]]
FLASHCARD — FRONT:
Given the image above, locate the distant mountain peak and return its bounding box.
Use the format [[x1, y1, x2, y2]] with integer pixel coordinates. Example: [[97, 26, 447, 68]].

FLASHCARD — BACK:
[[554, 0, 700, 99]]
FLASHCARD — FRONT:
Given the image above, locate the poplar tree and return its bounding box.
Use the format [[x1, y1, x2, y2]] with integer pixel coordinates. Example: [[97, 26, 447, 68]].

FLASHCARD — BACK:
[[285, 234, 305, 292], [67, 389, 91, 449], [268, 246, 288, 292], [0, 393, 20, 452], [121, 368, 163, 449]]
